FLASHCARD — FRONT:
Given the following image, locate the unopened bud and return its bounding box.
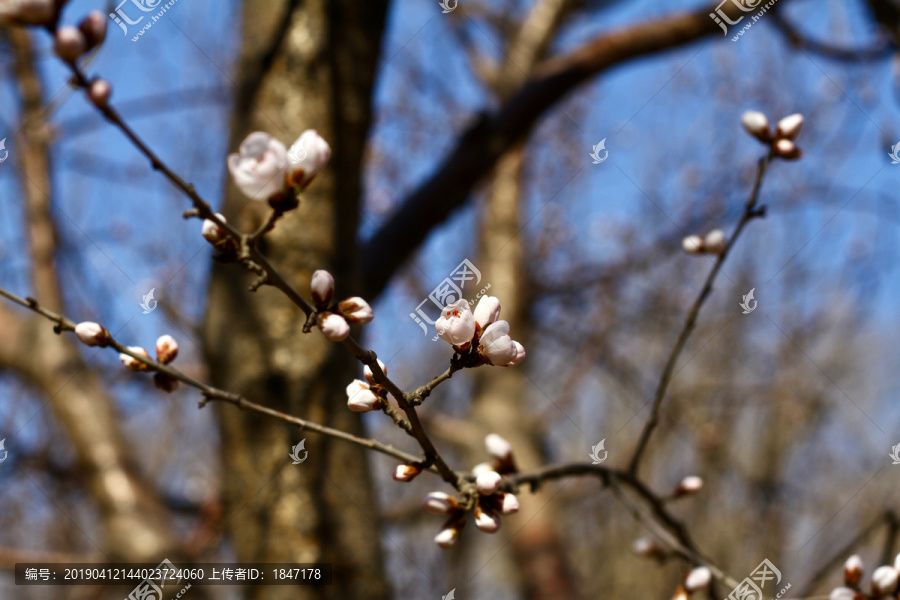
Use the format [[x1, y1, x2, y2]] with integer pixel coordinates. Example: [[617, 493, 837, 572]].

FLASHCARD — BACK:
[[153, 372, 179, 393], [684, 566, 711, 592], [773, 138, 801, 160], [675, 475, 704, 497], [741, 110, 771, 143], [345, 380, 382, 412], [499, 493, 519, 515], [317, 312, 349, 342], [474, 505, 501, 533], [74, 321, 109, 347], [471, 462, 494, 477], [78, 10, 107, 51], [485, 433, 513, 461], [393, 464, 420, 482], [310, 270, 335, 309], [844, 554, 863, 587], [363, 359, 386, 385], [703, 230, 726, 254], [202, 214, 228, 244], [119, 346, 151, 372], [776, 113, 804, 140], [682, 235, 704, 255], [338, 297, 374, 324], [829, 587, 858, 600], [632, 537, 661, 558], [434, 526, 459, 549], [155, 334, 178, 364], [88, 79, 111, 107], [54, 26, 86, 63], [872, 565, 898, 596], [475, 470, 502, 495], [424, 492, 458, 515]]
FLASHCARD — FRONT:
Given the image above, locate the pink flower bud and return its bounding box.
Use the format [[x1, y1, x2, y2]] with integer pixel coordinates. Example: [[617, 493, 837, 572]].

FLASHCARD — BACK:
[[473, 295, 501, 330], [499, 493, 519, 515], [155, 335, 178, 365], [317, 312, 350, 342], [338, 296, 374, 324], [202, 214, 227, 244], [475, 470, 502, 495], [741, 110, 770, 142], [54, 26, 87, 63], [773, 138, 801, 160], [87, 79, 111, 107], [393, 464, 420, 482], [776, 113, 804, 140], [363, 359, 386, 384], [286, 130, 332, 191], [703, 229, 726, 254], [153, 372, 179, 393], [434, 526, 459, 549], [485, 433, 512, 461], [684, 566, 711, 592], [310, 270, 335, 309], [424, 492, 458, 515], [675, 476, 703, 497], [78, 10, 107, 51], [119, 346, 151, 372], [436, 299, 476, 350], [345, 380, 382, 412], [227, 132, 288, 201], [682, 235, 704, 254], [844, 554, 863, 587], [872, 565, 898, 596], [474, 505, 501, 533], [74, 321, 109, 347]]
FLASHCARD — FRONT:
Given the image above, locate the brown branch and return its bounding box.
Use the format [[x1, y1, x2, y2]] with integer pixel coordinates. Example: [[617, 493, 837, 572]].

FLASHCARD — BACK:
[[770, 10, 893, 62], [627, 151, 772, 476]]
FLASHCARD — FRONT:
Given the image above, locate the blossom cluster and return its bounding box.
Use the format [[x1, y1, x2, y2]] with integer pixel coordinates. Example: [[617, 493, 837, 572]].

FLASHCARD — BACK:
[[75, 323, 180, 393], [741, 110, 804, 160], [435, 296, 525, 367], [418, 434, 520, 548], [830, 554, 900, 599], [346, 359, 388, 412], [309, 270, 373, 342]]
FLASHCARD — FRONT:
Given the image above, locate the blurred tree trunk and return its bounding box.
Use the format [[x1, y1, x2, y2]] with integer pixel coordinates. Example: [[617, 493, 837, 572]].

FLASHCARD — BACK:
[[202, 1, 389, 599]]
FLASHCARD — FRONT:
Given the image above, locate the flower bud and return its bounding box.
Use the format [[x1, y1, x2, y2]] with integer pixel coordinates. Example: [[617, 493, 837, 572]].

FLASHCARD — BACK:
[[317, 312, 350, 342], [473, 295, 501, 330], [773, 138, 801, 160], [155, 335, 178, 364], [424, 492, 458, 515], [675, 476, 703, 497], [471, 462, 494, 477], [684, 566, 711, 592], [286, 130, 332, 191], [872, 565, 898, 596], [499, 493, 519, 515], [844, 554, 863, 587], [474, 505, 501, 533], [228, 132, 288, 200], [78, 10, 107, 51], [703, 229, 726, 254], [829, 587, 857, 600], [88, 79, 111, 107], [338, 297, 374, 324], [153, 372, 179, 393], [776, 113, 804, 140], [475, 470, 502, 495], [741, 110, 771, 143], [632, 537, 661, 558], [54, 26, 86, 63], [363, 359, 387, 385], [393, 464, 420, 482], [682, 235, 703, 255], [310, 270, 334, 309], [485, 433, 513, 461], [434, 526, 459, 549], [74, 321, 109, 347], [346, 380, 382, 412], [119, 346, 151, 372], [202, 214, 227, 244]]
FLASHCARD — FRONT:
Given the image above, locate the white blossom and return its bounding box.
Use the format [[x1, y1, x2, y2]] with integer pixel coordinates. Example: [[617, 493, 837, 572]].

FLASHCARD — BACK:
[[475, 470, 502, 495], [88, 79, 111, 107], [676, 475, 703, 496], [474, 505, 501, 533], [632, 537, 658, 557], [227, 132, 287, 200], [317, 312, 350, 342], [119, 346, 151, 372], [773, 138, 800, 160], [473, 295, 501, 331], [435, 299, 476, 349], [286, 130, 331, 191], [346, 379, 381, 412], [478, 321, 524, 366], [845, 554, 863, 587], [434, 526, 459, 549], [338, 297, 374, 324], [499, 493, 519, 515], [471, 462, 494, 477], [74, 321, 108, 347], [829, 587, 856, 600], [872, 565, 898, 595], [393, 464, 419, 482]]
